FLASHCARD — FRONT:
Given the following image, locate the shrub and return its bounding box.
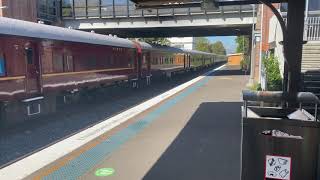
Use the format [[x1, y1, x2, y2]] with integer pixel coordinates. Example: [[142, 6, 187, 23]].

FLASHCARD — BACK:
[[263, 54, 282, 91], [249, 82, 262, 91]]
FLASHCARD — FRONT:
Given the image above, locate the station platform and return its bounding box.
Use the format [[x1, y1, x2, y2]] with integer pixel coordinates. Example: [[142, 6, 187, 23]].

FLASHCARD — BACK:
[[1, 65, 248, 180]]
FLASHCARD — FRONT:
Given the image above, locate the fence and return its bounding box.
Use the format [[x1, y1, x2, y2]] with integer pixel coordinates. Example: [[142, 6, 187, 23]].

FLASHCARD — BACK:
[[305, 15, 320, 41], [61, 1, 255, 19], [283, 11, 320, 41]]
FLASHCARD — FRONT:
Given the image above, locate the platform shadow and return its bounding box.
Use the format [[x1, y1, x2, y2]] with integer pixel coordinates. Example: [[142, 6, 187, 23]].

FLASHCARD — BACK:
[[143, 102, 242, 180]]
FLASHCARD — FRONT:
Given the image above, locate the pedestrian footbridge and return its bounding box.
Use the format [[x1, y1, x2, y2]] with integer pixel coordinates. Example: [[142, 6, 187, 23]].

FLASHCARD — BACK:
[[62, 1, 256, 37]]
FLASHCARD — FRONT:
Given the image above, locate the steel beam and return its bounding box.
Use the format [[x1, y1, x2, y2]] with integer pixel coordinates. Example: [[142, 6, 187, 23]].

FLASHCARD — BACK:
[[286, 0, 306, 101]]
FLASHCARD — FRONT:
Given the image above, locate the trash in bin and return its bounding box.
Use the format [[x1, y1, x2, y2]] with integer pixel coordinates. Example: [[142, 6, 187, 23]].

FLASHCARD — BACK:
[[261, 129, 303, 139]]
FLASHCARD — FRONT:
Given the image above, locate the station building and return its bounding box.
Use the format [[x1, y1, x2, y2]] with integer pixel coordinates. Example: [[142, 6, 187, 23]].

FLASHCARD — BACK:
[[0, 0, 59, 24], [168, 37, 199, 50]]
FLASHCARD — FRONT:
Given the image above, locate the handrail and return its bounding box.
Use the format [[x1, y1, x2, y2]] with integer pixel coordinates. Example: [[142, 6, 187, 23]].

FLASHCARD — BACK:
[[282, 11, 320, 41], [242, 90, 320, 104], [242, 90, 320, 120]]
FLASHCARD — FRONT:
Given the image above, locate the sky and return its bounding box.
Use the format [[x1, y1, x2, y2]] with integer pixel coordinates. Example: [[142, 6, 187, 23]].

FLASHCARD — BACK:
[[207, 36, 237, 54]]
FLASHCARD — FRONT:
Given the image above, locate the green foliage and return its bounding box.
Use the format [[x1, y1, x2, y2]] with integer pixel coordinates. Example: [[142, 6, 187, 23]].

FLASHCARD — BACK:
[[195, 37, 226, 54], [249, 82, 262, 91], [210, 41, 226, 55], [263, 54, 282, 91], [62, 8, 72, 17], [235, 36, 250, 55], [138, 38, 171, 46], [195, 37, 211, 52], [240, 55, 250, 71]]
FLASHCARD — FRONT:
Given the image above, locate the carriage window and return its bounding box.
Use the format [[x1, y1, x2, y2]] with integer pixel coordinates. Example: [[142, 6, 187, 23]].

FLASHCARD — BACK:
[[128, 57, 133, 68], [53, 53, 64, 73], [152, 58, 157, 65], [0, 53, 6, 76], [26, 48, 33, 64], [75, 0, 86, 17], [62, 0, 73, 17], [143, 55, 147, 65], [64, 55, 74, 72]]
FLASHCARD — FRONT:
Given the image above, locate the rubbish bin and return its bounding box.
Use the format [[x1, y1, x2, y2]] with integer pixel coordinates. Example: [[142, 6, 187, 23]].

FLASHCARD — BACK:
[[241, 90, 320, 180]]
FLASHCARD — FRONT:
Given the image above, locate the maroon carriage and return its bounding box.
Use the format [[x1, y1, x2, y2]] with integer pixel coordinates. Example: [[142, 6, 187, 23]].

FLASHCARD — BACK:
[[0, 17, 225, 127], [0, 17, 145, 126]]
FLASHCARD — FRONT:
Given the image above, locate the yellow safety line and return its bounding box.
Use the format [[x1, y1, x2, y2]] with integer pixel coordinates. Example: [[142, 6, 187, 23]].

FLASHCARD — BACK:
[[43, 68, 133, 77], [0, 76, 25, 81], [0, 68, 133, 80]]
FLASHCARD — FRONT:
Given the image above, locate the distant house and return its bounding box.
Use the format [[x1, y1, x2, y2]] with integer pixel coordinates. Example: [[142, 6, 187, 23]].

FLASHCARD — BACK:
[[227, 53, 244, 66], [168, 37, 200, 50]]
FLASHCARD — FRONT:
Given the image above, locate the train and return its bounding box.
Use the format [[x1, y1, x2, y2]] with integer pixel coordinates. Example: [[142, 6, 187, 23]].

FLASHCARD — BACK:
[[0, 17, 226, 127]]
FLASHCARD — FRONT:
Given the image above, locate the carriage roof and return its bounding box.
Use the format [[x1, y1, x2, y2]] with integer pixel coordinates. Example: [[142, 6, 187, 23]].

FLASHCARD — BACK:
[[0, 17, 135, 48]]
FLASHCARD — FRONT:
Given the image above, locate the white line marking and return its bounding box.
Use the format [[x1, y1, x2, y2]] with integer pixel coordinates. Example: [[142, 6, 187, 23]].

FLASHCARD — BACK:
[[0, 64, 225, 180]]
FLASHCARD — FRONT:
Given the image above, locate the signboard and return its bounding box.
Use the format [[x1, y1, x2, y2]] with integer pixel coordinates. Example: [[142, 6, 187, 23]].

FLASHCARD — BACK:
[[265, 155, 291, 180]]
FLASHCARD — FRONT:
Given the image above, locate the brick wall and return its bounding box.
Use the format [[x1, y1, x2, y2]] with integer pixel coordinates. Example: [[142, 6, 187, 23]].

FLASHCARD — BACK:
[[0, 0, 37, 22], [0, 1, 3, 17], [261, 4, 280, 52], [253, 4, 280, 82]]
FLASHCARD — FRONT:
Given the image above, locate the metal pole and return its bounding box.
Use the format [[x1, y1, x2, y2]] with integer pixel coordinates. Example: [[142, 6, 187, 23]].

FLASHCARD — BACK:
[[127, 0, 129, 17], [72, 0, 75, 19], [85, 0, 88, 18], [249, 4, 256, 85], [286, 0, 306, 105], [258, 4, 264, 84], [99, 0, 102, 18], [112, 0, 115, 18], [305, 0, 309, 19]]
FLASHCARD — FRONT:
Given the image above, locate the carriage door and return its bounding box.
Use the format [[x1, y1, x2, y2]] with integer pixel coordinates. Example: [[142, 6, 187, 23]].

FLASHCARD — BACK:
[[25, 45, 41, 95], [145, 52, 151, 76], [183, 54, 186, 69]]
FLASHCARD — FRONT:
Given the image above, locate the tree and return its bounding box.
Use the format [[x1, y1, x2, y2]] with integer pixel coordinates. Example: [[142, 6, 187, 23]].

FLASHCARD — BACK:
[[138, 38, 171, 46], [210, 41, 226, 55], [195, 37, 211, 52], [196, 38, 227, 54], [235, 36, 250, 55], [236, 36, 251, 72]]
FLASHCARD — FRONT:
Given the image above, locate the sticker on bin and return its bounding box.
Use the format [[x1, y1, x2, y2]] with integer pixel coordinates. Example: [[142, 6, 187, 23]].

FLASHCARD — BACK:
[[265, 155, 291, 180]]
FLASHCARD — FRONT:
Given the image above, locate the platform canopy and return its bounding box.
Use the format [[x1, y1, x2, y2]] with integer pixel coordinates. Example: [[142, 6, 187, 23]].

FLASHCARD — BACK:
[[131, 0, 288, 8]]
